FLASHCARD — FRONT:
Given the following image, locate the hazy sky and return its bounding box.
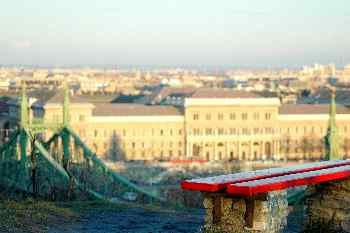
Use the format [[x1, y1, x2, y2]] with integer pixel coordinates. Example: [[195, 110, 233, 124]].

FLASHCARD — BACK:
[[1, 0, 350, 68]]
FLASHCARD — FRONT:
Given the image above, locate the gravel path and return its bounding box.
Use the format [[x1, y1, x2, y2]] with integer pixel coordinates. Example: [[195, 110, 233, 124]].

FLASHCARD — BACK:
[[48, 206, 304, 233], [49, 208, 205, 233]]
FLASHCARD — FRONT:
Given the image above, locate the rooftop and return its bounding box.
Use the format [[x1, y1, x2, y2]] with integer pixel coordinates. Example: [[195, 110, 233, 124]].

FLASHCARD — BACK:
[[92, 103, 183, 117], [190, 89, 268, 99], [279, 104, 350, 115]]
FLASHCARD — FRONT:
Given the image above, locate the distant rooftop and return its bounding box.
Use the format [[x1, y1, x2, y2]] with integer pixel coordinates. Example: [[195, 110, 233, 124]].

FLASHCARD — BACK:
[[190, 89, 269, 99], [149, 86, 197, 104], [36, 91, 117, 106], [92, 103, 183, 116], [280, 104, 350, 115]]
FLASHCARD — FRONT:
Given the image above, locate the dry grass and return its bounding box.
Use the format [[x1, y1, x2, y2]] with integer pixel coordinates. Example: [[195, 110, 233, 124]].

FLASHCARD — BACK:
[[0, 194, 78, 233], [0, 193, 189, 233]]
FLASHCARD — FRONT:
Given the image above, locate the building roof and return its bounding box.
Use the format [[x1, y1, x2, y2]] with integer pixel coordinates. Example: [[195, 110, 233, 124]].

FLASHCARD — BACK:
[[190, 89, 265, 99], [112, 94, 145, 103], [92, 103, 183, 116], [279, 104, 350, 115], [306, 88, 350, 104], [34, 91, 117, 106], [167, 92, 192, 98], [148, 86, 197, 104]]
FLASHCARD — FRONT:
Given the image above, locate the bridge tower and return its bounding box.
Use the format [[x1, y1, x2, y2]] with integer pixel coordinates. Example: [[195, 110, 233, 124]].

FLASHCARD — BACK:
[[325, 88, 341, 160], [19, 85, 29, 189]]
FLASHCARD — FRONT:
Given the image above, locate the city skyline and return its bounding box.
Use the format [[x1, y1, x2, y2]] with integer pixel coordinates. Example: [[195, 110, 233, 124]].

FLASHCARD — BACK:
[[1, 0, 350, 68]]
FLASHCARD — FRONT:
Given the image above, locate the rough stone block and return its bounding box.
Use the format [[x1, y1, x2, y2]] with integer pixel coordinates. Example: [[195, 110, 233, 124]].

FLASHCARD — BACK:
[[306, 177, 350, 233], [202, 191, 288, 233]]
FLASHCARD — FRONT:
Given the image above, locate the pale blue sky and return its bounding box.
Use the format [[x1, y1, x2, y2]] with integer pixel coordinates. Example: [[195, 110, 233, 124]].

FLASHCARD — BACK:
[[1, 0, 349, 68]]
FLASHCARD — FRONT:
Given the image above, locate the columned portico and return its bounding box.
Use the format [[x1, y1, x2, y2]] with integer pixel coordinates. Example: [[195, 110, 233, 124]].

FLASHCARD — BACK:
[[186, 138, 282, 161]]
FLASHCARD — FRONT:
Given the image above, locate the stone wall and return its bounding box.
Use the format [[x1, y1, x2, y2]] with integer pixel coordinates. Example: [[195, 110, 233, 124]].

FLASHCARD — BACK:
[[201, 191, 288, 233], [306, 177, 350, 232]]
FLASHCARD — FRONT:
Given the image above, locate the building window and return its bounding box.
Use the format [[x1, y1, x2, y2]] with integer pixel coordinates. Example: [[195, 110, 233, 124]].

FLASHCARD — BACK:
[[179, 141, 182, 147], [193, 113, 199, 120], [265, 128, 274, 134], [170, 129, 173, 136], [236, 128, 240, 135], [193, 128, 200, 136], [265, 113, 271, 120], [205, 128, 213, 135], [229, 128, 236, 135], [218, 113, 224, 120], [79, 115, 85, 122], [242, 113, 248, 120], [94, 130, 98, 137], [169, 150, 173, 156], [253, 113, 259, 120], [254, 128, 260, 134], [79, 129, 86, 137], [242, 128, 249, 135], [123, 129, 126, 136], [179, 129, 182, 135], [53, 114, 60, 122], [132, 142, 136, 149], [206, 114, 211, 120], [178, 150, 182, 156], [160, 129, 164, 136], [169, 142, 173, 147], [218, 128, 224, 135], [230, 113, 236, 120]]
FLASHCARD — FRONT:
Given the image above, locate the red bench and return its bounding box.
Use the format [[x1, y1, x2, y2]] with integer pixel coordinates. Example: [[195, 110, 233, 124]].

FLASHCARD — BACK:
[[181, 160, 350, 195], [181, 160, 350, 231]]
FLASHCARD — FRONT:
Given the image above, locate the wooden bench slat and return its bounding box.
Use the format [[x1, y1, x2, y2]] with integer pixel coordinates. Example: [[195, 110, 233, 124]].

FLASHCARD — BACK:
[[227, 165, 350, 196], [181, 160, 350, 192]]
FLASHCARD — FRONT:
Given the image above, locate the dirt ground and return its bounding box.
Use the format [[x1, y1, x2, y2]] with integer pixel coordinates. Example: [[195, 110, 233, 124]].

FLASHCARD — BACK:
[[47, 206, 304, 233], [48, 207, 205, 233]]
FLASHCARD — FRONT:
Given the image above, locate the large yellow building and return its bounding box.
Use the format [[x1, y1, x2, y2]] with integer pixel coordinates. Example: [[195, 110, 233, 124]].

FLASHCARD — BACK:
[[5, 89, 350, 161]]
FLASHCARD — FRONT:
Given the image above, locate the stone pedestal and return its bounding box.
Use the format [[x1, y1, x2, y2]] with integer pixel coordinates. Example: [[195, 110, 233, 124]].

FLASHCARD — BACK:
[[306, 177, 350, 232], [201, 191, 288, 233]]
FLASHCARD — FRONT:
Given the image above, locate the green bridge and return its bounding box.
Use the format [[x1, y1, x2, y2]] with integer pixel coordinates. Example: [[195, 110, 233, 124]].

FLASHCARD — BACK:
[[0, 85, 162, 203]]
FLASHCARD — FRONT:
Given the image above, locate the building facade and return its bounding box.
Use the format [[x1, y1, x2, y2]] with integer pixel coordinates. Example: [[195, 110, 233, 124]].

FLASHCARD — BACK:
[[3, 90, 350, 161]]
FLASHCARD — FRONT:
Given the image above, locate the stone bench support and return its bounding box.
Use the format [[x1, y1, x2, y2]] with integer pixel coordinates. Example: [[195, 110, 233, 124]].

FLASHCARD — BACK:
[[182, 161, 350, 232], [201, 191, 288, 233], [306, 177, 350, 232]]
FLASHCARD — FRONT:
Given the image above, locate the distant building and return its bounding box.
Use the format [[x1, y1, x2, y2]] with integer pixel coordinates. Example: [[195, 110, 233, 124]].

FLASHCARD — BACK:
[[0, 79, 10, 91], [2, 89, 350, 161]]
